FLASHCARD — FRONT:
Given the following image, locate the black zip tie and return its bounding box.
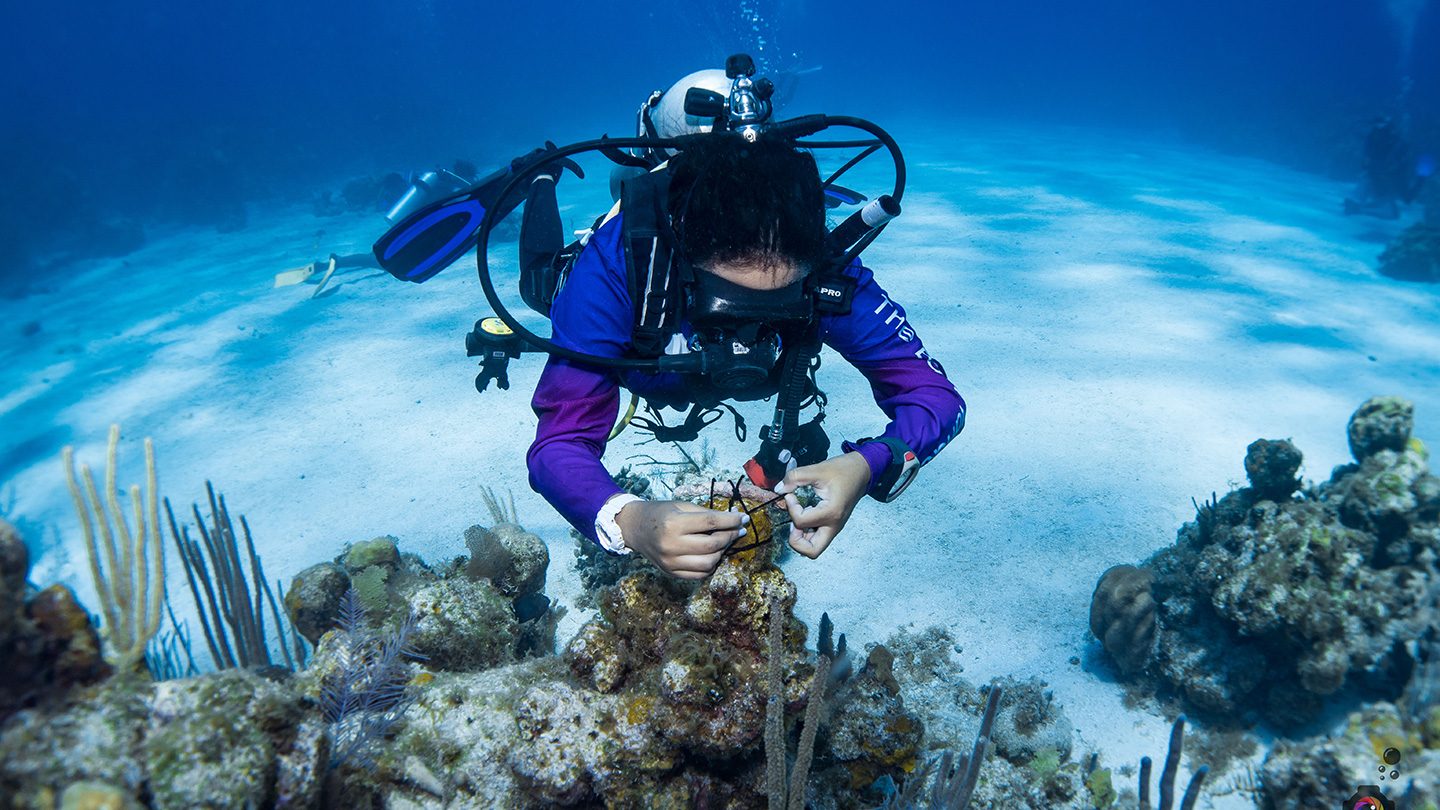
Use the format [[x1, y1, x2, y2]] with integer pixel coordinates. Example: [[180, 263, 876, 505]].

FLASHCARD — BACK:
[[721, 486, 791, 556]]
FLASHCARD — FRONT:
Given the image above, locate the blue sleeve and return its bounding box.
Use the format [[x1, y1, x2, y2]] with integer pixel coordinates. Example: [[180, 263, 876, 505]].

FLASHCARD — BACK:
[[526, 216, 636, 543], [820, 261, 966, 494]]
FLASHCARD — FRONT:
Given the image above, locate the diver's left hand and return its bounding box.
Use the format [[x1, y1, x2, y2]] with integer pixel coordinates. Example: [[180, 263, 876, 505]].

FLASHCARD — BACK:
[[774, 452, 872, 559]]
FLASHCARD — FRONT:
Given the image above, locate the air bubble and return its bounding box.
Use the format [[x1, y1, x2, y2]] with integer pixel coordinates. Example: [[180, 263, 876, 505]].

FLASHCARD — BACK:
[[1384, 747, 1402, 765], [1392, 770, 1400, 780]]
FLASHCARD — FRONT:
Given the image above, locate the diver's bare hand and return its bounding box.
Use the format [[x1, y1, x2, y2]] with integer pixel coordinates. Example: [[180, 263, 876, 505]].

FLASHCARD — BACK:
[[616, 500, 750, 580], [775, 452, 871, 559]]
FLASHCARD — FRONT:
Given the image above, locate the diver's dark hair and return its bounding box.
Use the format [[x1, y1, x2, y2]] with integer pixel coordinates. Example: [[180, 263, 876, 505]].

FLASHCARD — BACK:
[[666, 136, 828, 275]]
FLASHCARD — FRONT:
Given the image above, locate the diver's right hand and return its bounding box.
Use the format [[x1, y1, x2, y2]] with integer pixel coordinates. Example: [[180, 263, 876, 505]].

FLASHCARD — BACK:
[[615, 500, 750, 580]]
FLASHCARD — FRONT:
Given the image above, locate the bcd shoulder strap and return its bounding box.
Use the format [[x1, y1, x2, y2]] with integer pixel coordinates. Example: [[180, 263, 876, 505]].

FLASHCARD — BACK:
[[620, 170, 681, 358]]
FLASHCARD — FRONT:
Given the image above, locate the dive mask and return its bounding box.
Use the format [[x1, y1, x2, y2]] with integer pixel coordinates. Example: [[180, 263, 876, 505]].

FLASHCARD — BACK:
[[685, 270, 812, 394]]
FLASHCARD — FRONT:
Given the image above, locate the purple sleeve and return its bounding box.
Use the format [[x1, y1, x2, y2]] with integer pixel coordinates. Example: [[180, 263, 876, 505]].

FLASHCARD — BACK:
[[526, 218, 634, 543], [821, 262, 966, 495]]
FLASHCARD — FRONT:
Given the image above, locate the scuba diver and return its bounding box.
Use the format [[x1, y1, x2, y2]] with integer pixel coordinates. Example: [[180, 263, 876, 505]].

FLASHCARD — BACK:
[[372, 55, 964, 579], [1345, 116, 1432, 219]]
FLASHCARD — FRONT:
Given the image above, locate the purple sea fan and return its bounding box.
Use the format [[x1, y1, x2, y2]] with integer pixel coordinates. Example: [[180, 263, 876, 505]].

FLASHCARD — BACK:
[[320, 587, 424, 769]]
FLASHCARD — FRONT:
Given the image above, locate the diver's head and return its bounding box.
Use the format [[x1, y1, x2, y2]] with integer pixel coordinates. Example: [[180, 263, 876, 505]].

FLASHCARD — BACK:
[[666, 135, 827, 293], [644, 62, 775, 156]]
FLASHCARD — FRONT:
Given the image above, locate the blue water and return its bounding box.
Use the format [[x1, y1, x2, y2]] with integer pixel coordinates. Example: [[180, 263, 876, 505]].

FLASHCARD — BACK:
[[2, 0, 1436, 288]]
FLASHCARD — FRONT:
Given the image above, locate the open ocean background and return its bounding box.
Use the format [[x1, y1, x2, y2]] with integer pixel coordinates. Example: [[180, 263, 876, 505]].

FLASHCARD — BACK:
[[3, 0, 1437, 285]]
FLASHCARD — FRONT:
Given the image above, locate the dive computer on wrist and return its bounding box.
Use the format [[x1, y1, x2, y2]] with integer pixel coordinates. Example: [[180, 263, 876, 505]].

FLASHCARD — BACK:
[[844, 437, 920, 503]]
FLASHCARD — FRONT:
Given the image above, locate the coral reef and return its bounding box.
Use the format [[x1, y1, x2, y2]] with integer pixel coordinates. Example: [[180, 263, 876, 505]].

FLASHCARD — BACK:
[[1090, 398, 1440, 728], [327, 497, 924, 809], [0, 519, 110, 724], [6, 453, 1176, 808], [882, 626, 1099, 809], [62, 426, 164, 673], [537, 498, 806, 802], [0, 515, 548, 807], [1260, 701, 1440, 809], [164, 481, 307, 672], [0, 668, 318, 809], [285, 525, 558, 672]]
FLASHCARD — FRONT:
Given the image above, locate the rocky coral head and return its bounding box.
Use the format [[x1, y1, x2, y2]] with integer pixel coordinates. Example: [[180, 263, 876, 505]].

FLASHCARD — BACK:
[[344, 536, 400, 570], [1348, 396, 1414, 462], [285, 562, 351, 645], [1244, 438, 1303, 500], [465, 523, 549, 598], [1089, 564, 1157, 676]]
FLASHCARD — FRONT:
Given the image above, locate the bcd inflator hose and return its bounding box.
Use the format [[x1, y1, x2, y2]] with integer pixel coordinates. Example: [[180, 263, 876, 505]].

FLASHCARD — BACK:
[[829, 195, 901, 252]]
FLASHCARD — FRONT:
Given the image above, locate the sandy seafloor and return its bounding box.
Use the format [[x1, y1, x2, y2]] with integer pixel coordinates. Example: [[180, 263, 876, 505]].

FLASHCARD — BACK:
[[3, 121, 1438, 807]]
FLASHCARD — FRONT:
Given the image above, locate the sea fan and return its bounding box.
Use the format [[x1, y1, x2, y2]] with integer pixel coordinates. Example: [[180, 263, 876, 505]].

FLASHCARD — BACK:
[[320, 588, 424, 769]]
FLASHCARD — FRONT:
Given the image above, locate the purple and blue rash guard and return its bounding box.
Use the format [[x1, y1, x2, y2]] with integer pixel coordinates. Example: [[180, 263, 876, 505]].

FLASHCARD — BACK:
[[526, 214, 966, 544]]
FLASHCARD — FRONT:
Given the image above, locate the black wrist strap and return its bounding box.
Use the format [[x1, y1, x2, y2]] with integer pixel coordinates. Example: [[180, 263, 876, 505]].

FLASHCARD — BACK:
[[856, 437, 919, 502]]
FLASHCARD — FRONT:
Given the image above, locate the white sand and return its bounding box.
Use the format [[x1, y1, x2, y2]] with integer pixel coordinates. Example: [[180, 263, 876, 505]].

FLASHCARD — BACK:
[[3, 121, 1436, 806]]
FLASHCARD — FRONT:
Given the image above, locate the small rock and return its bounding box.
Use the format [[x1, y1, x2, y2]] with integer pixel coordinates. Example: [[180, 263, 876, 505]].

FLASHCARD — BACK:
[[1089, 565, 1156, 676], [465, 523, 549, 598], [344, 536, 401, 570], [1244, 438, 1303, 500], [1348, 396, 1414, 461], [408, 578, 517, 671], [284, 563, 350, 645], [28, 584, 110, 686]]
